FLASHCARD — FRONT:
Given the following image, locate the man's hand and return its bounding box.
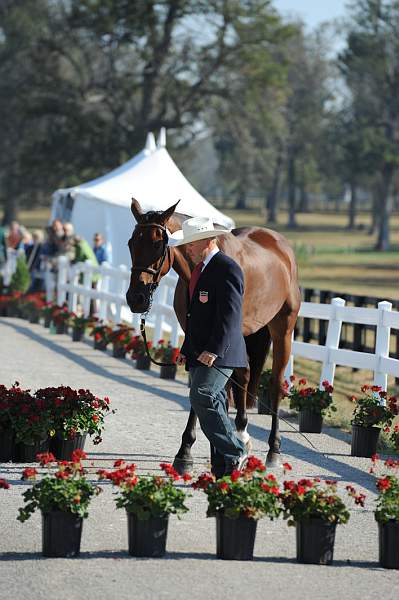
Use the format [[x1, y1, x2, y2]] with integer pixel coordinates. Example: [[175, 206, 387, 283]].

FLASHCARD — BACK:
[[197, 351, 217, 368], [176, 353, 186, 366]]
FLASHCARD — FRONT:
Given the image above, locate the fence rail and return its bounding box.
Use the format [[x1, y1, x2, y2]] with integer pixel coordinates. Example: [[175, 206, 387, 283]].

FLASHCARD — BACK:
[[45, 258, 399, 394]]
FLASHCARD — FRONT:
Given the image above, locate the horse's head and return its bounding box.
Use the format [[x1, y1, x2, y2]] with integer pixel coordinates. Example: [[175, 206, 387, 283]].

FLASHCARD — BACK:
[[126, 198, 179, 313]]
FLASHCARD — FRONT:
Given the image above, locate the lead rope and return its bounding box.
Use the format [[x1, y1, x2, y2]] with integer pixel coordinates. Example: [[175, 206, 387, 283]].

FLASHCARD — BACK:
[[140, 316, 319, 452]]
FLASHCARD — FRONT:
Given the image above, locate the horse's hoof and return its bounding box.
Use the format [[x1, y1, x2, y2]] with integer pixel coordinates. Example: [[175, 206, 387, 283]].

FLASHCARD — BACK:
[[173, 456, 193, 476], [266, 451, 281, 468]]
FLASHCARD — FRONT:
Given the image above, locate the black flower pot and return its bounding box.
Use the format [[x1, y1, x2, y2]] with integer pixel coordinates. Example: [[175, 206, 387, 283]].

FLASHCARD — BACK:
[[136, 355, 151, 371], [0, 428, 14, 462], [42, 510, 83, 558], [160, 365, 177, 380], [94, 339, 108, 351], [112, 344, 126, 359], [55, 322, 66, 335], [15, 438, 49, 462], [43, 313, 52, 328], [50, 433, 87, 461], [351, 425, 380, 458], [29, 312, 40, 324], [216, 513, 258, 560], [299, 409, 323, 433], [378, 521, 399, 569], [296, 519, 336, 565], [258, 389, 272, 415], [127, 513, 169, 557], [6, 305, 20, 318], [72, 327, 84, 342]]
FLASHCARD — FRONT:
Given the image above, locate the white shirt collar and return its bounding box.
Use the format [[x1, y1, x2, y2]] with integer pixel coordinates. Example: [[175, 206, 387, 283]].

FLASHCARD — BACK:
[[202, 247, 219, 270]]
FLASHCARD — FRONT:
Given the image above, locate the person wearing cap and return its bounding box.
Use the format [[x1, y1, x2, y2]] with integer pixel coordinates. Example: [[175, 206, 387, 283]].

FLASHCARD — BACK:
[[168, 217, 248, 475]]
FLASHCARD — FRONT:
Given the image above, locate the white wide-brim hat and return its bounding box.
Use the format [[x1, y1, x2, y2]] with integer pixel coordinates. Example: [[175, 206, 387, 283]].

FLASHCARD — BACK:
[[167, 216, 229, 247]]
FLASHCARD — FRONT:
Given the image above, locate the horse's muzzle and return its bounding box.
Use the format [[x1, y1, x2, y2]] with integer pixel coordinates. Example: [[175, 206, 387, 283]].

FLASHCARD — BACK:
[[126, 288, 151, 314]]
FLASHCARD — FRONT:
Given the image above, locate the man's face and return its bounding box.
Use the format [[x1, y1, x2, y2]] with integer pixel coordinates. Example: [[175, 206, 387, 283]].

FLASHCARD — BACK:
[[93, 236, 102, 247], [185, 239, 210, 264]]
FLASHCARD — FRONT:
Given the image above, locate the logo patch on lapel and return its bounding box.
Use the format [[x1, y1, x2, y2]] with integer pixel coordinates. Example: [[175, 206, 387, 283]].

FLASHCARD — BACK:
[[199, 291, 208, 304]]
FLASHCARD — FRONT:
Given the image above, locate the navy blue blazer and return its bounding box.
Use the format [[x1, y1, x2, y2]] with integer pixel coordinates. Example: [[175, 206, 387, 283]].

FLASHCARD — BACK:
[[181, 251, 248, 368]]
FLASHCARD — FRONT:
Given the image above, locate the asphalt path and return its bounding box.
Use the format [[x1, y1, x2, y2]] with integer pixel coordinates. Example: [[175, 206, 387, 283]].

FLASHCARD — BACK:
[[0, 317, 398, 600]]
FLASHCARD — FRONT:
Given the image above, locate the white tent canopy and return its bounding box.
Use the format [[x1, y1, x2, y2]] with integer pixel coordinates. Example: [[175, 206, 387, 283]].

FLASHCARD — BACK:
[[52, 130, 234, 267]]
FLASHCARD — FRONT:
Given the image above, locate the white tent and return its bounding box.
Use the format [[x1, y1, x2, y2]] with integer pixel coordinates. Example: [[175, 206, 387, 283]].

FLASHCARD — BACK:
[[52, 130, 234, 267]]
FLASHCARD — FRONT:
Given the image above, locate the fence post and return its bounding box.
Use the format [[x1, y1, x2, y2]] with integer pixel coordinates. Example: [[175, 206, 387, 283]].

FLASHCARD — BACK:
[[56, 256, 68, 306], [319, 297, 345, 388], [373, 301, 392, 394], [82, 261, 92, 316]]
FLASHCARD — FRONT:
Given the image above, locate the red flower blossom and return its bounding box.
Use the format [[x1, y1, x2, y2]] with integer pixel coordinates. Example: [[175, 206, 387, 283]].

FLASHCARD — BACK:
[[299, 378, 307, 385], [36, 452, 55, 466], [71, 449, 87, 463], [289, 375, 296, 382], [22, 467, 38, 480], [182, 473, 192, 482], [218, 482, 230, 492], [0, 478, 10, 489], [113, 459, 125, 468], [230, 469, 241, 482], [282, 462, 292, 472], [377, 478, 391, 491]]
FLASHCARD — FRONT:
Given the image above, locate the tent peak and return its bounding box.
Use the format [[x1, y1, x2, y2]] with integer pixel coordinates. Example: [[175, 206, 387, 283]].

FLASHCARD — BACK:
[[144, 132, 156, 154], [157, 127, 166, 148]]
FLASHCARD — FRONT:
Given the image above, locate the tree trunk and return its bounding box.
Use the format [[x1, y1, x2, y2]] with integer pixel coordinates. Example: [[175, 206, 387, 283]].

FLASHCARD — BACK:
[[368, 190, 379, 236], [287, 154, 297, 229], [347, 181, 357, 230], [235, 191, 247, 210], [298, 183, 309, 213], [266, 150, 283, 223], [375, 169, 393, 251]]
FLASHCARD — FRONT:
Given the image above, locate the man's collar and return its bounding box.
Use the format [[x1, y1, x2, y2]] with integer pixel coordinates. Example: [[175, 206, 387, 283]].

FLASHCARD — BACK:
[[202, 247, 219, 269]]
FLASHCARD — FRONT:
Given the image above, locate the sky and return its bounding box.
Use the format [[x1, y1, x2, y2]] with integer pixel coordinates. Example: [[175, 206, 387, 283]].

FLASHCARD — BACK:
[[273, 0, 349, 30]]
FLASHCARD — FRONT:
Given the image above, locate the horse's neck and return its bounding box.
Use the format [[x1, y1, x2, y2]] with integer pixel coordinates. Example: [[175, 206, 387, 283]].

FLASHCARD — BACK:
[[167, 215, 192, 284]]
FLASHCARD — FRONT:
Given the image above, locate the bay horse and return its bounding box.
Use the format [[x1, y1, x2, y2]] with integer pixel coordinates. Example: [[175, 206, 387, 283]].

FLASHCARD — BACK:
[[126, 199, 301, 470]]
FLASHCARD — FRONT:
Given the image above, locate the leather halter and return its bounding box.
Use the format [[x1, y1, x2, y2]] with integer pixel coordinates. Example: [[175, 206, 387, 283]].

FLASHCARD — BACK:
[[130, 222, 171, 283]]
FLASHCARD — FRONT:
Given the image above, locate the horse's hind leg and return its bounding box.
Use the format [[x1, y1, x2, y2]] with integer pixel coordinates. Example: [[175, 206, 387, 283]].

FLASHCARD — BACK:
[[245, 325, 272, 407], [267, 306, 299, 466], [173, 408, 197, 475]]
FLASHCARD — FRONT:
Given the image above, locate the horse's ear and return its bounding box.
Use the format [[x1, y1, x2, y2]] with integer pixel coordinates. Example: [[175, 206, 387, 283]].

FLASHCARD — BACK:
[[131, 198, 143, 222], [159, 200, 180, 224]]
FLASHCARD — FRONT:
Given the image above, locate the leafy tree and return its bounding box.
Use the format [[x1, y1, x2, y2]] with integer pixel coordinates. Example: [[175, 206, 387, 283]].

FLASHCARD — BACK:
[[339, 0, 399, 250]]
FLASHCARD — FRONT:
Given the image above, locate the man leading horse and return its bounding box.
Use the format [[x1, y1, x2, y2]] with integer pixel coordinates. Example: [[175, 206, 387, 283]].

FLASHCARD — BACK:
[[126, 199, 301, 470]]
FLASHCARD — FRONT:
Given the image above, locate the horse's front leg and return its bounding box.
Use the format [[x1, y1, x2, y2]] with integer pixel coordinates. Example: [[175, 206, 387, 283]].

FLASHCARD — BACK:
[[267, 311, 297, 467], [173, 407, 197, 475], [232, 366, 251, 450]]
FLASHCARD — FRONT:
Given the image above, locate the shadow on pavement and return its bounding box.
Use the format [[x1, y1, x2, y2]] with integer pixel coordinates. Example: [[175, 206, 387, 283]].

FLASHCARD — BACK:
[[0, 319, 379, 492]]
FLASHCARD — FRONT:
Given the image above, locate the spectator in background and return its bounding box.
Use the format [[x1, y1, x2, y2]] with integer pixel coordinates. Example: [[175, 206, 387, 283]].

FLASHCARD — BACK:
[[6, 221, 24, 249], [72, 235, 99, 315], [62, 222, 76, 262], [93, 233, 108, 264], [25, 230, 45, 292], [0, 225, 6, 265]]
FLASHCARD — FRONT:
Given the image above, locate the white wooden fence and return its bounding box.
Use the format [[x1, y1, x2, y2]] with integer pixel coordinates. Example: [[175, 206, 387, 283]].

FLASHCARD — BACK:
[[48, 257, 399, 393]]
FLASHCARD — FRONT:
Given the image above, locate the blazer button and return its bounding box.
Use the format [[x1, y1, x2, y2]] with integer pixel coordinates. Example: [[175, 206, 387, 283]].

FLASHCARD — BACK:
[[187, 313, 191, 317]]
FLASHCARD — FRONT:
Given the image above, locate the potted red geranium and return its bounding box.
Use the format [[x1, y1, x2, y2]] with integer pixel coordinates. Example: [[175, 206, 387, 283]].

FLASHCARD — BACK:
[[68, 313, 94, 342], [18, 450, 101, 557], [89, 320, 113, 351], [34, 385, 113, 460], [280, 467, 365, 565], [8, 384, 52, 462], [153, 339, 179, 379], [350, 385, 397, 457], [98, 461, 190, 557], [287, 377, 336, 433], [51, 304, 71, 334], [109, 324, 135, 358], [193, 456, 281, 560], [40, 302, 56, 328], [0, 384, 15, 461], [369, 454, 399, 569], [128, 335, 152, 370]]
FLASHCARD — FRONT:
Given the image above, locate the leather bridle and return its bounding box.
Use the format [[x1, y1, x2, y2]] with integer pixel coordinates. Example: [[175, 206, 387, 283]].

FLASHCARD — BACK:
[[130, 222, 171, 284]]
